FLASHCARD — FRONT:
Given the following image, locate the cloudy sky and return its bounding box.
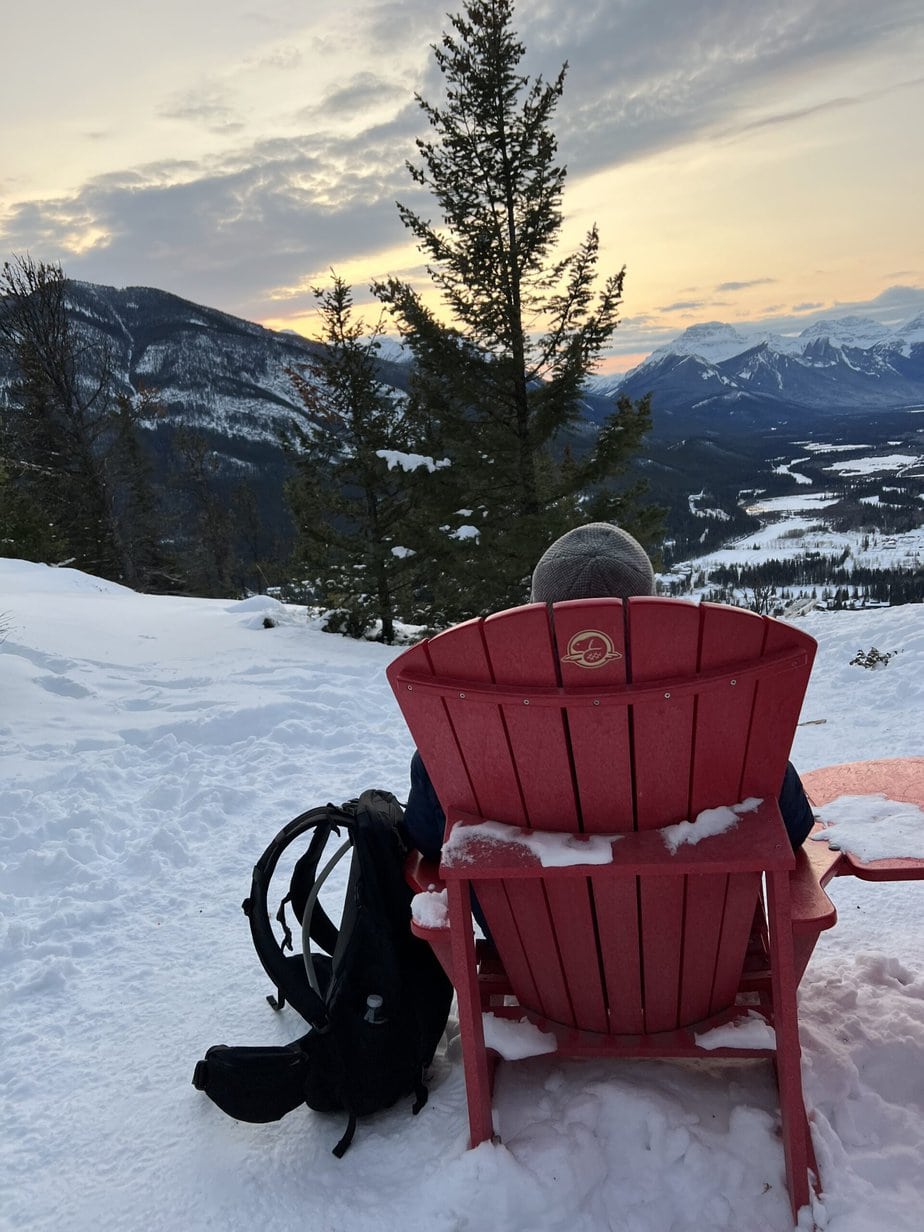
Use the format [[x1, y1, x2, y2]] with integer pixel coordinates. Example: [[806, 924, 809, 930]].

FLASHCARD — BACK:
[[2, 0, 922, 371]]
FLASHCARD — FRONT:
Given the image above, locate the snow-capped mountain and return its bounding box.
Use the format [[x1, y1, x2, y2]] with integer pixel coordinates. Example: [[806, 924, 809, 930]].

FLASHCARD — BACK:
[[609, 315, 924, 428]]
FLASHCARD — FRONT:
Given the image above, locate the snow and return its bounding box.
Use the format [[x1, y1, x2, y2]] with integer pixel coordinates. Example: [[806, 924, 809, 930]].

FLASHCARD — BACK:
[[695, 1011, 777, 1052], [811, 795, 924, 862], [375, 449, 450, 472], [824, 454, 921, 476], [482, 1013, 557, 1060], [660, 798, 761, 854], [443, 819, 620, 867], [411, 888, 450, 928], [2, 558, 924, 1231], [676, 479, 924, 584]]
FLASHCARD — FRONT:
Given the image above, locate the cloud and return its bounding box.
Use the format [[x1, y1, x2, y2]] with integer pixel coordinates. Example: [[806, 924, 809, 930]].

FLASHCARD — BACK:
[[659, 300, 708, 312], [301, 72, 407, 124], [793, 301, 825, 311], [715, 74, 924, 141], [0, 117, 429, 320], [522, 0, 924, 176], [716, 278, 776, 292], [159, 85, 245, 134], [252, 45, 302, 71]]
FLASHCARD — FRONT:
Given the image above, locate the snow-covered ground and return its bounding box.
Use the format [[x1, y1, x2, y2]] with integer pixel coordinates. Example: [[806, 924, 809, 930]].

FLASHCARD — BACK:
[[2, 558, 924, 1232]]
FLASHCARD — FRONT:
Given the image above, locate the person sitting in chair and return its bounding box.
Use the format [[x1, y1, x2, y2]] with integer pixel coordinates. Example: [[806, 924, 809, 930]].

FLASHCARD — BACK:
[[403, 522, 814, 863]]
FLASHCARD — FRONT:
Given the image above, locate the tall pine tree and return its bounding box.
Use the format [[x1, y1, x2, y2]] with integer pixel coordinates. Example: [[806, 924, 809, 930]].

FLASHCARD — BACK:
[[284, 275, 432, 642], [374, 0, 659, 618]]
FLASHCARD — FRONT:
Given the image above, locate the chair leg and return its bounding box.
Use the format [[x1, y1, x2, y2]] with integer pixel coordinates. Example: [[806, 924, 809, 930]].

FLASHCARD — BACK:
[[447, 879, 495, 1146], [766, 871, 812, 1218]]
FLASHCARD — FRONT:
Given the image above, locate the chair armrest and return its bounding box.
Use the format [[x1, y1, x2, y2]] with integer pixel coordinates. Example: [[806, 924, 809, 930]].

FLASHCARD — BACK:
[[790, 846, 837, 935], [405, 850, 444, 894], [438, 798, 796, 880]]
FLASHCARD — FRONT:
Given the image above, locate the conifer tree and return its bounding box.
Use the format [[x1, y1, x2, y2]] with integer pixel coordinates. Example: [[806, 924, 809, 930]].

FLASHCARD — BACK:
[[284, 275, 430, 642], [0, 256, 168, 586], [374, 0, 658, 618]]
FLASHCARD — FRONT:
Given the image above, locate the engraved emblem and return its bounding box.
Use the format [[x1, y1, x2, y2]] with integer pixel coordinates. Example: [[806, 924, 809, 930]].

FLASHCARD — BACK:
[[561, 629, 623, 670]]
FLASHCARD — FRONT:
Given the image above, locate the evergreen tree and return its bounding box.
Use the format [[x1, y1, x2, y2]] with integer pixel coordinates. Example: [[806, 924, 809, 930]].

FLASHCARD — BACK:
[[374, 0, 659, 618], [283, 275, 429, 642], [0, 256, 168, 586]]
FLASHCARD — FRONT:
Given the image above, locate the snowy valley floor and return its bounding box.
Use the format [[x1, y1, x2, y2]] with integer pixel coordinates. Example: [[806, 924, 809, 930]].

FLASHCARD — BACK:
[[2, 559, 924, 1232]]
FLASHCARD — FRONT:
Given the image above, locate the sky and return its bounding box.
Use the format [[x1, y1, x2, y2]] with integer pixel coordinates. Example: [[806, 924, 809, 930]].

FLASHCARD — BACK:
[[1, 0, 922, 373]]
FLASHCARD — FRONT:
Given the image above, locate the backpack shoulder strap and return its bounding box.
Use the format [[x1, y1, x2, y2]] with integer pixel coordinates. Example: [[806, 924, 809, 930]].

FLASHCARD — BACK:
[[243, 802, 356, 1026]]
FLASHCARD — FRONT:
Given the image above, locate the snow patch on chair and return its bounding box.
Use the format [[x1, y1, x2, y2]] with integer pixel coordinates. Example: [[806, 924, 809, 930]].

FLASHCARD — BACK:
[[411, 887, 450, 928], [695, 1011, 777, 1051], [482, 1013, 558, 1060], [811, 794, 924, 861], [443, 820, 620, 867], [660, 798, 762, 853]]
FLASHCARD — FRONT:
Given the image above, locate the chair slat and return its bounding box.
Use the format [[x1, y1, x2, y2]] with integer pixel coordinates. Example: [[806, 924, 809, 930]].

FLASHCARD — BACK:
[[426, 618, 524, 825], [679, 873, 732, 1022], [471, 879, 542, 1008], [545, 879, 609, 1032], [625, 598, 701, 828], [711, 872, 763, 1013], [741, 618, 816, 797], [624, 599, 700, 1031], [482, 606, 579, 831], [678, 604, 768, 1021], [592, 875, 644, 1033], [500, 881, 575, 1025], [691, 603, 768, 810], [552, 600, 633, 833], [389, 640, 479, 820]]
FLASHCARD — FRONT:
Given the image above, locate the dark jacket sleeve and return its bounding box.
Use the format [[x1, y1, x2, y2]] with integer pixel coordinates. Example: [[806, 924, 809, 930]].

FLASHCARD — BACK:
[[403, 751, 447, 864], [778, 761, 815, 849]]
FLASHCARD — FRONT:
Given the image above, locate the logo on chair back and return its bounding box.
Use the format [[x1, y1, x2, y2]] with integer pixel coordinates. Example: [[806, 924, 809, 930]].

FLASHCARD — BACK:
[[561, 629, 623, 670]]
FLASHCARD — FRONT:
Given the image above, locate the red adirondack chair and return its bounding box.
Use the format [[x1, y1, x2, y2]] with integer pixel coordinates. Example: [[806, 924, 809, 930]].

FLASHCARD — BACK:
[[388, 596, 829, 1221]]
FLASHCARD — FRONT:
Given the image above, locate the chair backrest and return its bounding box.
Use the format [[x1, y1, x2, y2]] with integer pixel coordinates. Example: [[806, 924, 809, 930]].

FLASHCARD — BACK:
[[388, 597, 816, 1033]]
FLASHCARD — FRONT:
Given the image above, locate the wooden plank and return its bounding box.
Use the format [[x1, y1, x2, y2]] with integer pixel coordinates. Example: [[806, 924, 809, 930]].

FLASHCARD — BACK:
[[741, 618, 816, 798], [691, 604, 768, 810], [425, 618, 524, 826], [710, 872, 762, 1013], [471, 879, 542, 1009], [625, 598, 701, 1032], [624, 597, 701, 828], [678, 605, 768, 1023], [439, 800, 795, 878], [678, 873, 728, 1023], [551, 599, 633, 833], [387, 640, 478, 823], [482, 606, 579, 831], [545, 878, 608, 1033], [591, 874, 644, 1034], [501, 881, 575, 1025]]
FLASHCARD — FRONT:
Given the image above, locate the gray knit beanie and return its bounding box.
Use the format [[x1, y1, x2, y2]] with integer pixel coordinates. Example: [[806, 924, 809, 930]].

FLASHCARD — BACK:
[[530, 522, 655, 603]]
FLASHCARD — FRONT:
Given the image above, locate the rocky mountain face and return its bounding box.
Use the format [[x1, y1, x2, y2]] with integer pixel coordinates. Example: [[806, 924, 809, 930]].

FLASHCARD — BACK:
[[64, 281, 324, 445], [598, 316, 924, 437]]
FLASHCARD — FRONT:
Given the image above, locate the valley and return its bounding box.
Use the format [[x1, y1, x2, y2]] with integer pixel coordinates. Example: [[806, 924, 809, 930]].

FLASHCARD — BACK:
[[655, 411, 924, 609]]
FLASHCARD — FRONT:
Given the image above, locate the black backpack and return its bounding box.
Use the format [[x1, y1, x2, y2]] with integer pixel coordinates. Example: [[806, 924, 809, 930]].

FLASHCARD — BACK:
[[192, 789, 453, 1156]]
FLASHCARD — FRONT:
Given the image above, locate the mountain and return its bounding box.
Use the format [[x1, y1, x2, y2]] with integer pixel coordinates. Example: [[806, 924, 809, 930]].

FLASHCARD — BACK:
[[0, 280, 418, 552], [63, 280, 324, 444], [4, 281, 923, 569], [600, 315, 924, 436]]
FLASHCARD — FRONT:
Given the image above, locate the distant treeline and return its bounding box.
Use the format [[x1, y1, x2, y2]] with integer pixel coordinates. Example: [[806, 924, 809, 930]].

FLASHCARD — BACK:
[[703, 558, 924, 605]]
